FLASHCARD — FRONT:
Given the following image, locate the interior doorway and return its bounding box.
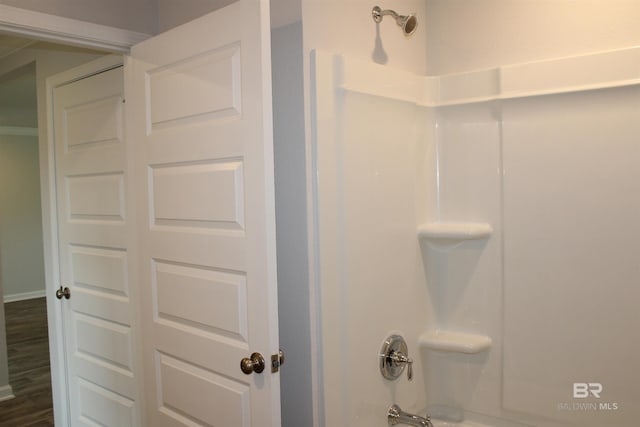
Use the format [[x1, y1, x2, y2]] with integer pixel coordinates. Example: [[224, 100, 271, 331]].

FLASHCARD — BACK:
[[0, 37, 109, 425], [0, 48, 51, 425]]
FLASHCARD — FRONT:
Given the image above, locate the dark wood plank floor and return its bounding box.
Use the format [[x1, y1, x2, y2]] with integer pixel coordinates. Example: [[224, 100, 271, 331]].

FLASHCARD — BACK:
[[0, 297, 54, 426]]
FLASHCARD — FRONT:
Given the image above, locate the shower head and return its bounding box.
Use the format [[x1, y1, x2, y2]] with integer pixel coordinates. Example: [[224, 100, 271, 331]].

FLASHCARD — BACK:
[[372, 6, 418, 37]]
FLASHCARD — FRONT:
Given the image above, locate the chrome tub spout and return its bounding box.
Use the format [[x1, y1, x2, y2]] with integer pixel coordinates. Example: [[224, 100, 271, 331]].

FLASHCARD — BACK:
[[387, 404, 434, 427]]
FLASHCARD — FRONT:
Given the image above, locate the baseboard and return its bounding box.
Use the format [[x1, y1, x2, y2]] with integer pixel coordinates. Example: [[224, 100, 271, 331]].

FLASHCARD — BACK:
[[3, 289, 46, 303], [0, 384, 14, 402]]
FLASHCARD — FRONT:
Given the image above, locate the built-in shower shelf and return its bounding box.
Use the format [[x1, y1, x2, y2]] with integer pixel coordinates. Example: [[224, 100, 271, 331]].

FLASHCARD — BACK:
[[417, 222, 493, 244], [419, 330, 492, 354]]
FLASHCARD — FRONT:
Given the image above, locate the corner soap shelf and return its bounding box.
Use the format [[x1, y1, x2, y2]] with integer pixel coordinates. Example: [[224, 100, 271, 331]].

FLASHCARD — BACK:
[[419, 330, 492, 354], [417, 221, 493, 243], [418, 221, 493, 355]]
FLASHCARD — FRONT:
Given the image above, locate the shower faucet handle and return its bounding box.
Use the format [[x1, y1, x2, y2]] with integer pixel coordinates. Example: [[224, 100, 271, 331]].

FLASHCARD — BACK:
[[390, 350, 413, 381], [380, 334, 414, 381]]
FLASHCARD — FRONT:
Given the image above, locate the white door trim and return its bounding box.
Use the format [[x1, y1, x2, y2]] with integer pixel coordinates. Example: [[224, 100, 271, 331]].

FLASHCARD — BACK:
[[0, 4, 149, 53], [42, 54, 124, 427]]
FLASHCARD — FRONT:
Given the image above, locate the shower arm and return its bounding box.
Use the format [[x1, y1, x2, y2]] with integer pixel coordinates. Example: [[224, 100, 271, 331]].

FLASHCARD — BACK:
[[372, 6, 401, 24]]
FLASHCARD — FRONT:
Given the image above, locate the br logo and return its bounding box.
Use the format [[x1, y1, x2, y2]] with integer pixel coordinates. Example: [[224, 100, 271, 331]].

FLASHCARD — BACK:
[[573, 383, 603, 398]]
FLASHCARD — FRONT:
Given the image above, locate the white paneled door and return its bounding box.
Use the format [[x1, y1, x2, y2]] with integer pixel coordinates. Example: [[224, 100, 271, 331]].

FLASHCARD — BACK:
[[128, 1, 280, 426], [53, 64, 142, 426], [50, 1, 279, 425]]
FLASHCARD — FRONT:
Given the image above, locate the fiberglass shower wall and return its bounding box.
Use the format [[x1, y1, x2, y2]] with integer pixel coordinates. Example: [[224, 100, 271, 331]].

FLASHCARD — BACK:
[[311, 51, 432, 426], [311, 47, 640, 427], [499, 85, 640, 425], [428, 55, 640, 426]]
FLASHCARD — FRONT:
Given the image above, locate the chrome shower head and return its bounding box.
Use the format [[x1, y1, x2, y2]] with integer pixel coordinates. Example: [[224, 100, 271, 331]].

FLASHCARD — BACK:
[[372, 6, 418, 37]]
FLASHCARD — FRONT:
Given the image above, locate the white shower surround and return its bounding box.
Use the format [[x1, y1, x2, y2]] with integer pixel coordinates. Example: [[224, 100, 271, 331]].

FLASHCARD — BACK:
[[311, 46, 640, 426]]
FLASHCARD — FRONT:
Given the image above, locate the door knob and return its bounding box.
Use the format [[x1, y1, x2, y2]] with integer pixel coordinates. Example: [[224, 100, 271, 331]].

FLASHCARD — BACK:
[[240, 352, 265, 375], [55, 286, 71, 300]]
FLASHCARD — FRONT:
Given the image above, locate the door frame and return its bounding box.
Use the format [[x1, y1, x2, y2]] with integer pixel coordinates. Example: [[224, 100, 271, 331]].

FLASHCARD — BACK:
[[0, 4, 149, 53], [0, 8, 141, 425], [0, 15, 139, 424], [43, 54, 127, 427], [0, 9, 141, 423]]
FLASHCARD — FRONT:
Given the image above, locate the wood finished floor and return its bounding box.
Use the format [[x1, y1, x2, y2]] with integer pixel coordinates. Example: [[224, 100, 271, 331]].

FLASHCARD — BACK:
[[0, 297, 54, 426]]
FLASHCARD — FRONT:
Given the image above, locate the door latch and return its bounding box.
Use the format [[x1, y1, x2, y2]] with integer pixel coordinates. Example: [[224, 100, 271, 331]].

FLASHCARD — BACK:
[[271, 349, 285, 373]]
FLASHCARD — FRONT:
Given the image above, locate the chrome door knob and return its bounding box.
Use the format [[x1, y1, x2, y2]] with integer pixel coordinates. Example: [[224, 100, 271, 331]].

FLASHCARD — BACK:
[[240, 352, 265, 375]]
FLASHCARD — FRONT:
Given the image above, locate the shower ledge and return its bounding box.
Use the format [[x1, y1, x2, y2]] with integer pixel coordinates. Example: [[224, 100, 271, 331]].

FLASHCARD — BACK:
[[419, 331, 492, 354], [417, 222, 493, 245]]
